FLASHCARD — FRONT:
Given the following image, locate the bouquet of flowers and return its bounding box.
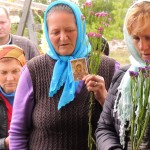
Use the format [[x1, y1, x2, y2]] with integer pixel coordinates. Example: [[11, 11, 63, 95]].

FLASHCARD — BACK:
[[129, 60, 150, 150], [81, 1, 111, 149]]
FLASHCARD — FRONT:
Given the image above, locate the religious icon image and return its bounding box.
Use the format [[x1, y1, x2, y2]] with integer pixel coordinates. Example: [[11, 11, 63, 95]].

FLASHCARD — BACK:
[[70, 58, 88, 81]]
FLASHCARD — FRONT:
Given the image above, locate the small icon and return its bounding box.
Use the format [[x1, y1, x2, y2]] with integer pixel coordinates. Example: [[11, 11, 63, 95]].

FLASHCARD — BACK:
[[70, 58, 88, 81]]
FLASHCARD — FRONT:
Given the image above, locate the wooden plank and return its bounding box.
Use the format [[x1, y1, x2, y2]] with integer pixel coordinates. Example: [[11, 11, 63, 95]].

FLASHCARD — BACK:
[[27, 9, 38, 46], [16, 0, 32, 36], [15, 0, 47, 11], [0, 0, 47, 11], [0, 1, 22, 10]]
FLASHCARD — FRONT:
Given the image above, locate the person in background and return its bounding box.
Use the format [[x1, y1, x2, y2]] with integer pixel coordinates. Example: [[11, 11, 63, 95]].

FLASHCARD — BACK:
[[96, 0, 150, 149], [9, 1, 119, 149], [0, 45, 25, 149], [101, 37, 110, 56], [0, 6, 40, 61]]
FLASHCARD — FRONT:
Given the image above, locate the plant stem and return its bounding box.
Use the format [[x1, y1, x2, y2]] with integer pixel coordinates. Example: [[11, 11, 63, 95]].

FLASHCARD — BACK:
[[88, 92, 95, 150]]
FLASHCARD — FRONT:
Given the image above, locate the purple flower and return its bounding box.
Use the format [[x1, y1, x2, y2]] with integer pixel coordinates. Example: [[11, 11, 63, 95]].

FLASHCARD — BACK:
[[145, 60, 150, 65], [98, 27, 104, 32], [129, 71, 139, 77], [82, 4, 86, 7], [105, 23, 110, 27], [143, 73, 150, 78], [95, 33, 102, 38], [108, 18, 112, 21], [144, 60, 150, 63], [93, 33, 96, 37], [95, 12, 99, 17], [145, 66, 150, 70], [85, 1, 92, 7], [87, 32, 94, 37], [139, 67, 146, 73], [95, 12, 108, 17], [90, 11, 94, 15]]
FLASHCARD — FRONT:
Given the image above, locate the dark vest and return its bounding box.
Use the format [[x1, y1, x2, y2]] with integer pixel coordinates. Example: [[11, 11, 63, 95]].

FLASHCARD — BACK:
[[27, 54, 116, 150]]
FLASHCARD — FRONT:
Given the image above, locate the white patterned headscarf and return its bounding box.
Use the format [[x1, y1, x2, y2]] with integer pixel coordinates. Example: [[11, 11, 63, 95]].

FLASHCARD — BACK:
[[113, 0, 150, 147]]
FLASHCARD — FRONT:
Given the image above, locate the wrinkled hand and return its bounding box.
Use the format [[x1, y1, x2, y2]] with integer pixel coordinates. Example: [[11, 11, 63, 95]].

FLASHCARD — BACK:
[[4, 136, 9, 149], [83, 74, 107, 106]]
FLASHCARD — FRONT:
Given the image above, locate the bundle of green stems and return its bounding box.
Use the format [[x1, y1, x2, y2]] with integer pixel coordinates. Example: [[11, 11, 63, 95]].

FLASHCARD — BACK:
[[129, 61, 150, 150]]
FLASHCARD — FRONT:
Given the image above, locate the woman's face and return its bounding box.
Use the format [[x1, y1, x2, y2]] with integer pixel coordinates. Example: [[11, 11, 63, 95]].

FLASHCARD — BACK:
[[47, 11, 78, 56], [0, 59, 22, 93], [76, 64, 82, 73], [131, 22, 150, 60]]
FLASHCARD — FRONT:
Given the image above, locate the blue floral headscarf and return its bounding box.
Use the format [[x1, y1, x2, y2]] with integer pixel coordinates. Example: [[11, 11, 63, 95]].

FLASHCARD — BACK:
[[44, 0, 91, 110], [113, 0, 150, 147]]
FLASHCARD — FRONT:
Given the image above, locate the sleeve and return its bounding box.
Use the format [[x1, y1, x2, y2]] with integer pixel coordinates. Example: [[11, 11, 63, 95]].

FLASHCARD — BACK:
[[9, 66, 34, 150], [115, 61, 120, 73], [0, 138, 5, 149], [28, 40, 40, 59], [95, 70, 124, 150]]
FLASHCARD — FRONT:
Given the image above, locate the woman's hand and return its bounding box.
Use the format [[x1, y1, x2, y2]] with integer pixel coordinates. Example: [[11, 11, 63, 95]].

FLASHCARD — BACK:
[[4, 136, 9, 149], [83, 74, 107, 106]]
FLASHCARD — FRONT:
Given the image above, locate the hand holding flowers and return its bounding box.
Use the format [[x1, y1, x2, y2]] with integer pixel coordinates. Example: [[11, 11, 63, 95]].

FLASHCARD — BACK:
[[81, 1, 111, 149]]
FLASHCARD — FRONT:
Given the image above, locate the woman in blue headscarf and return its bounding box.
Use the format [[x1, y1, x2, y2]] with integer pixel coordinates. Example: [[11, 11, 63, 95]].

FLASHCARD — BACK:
[[96, 0, 150, 150], [9, 1, 117, 149]]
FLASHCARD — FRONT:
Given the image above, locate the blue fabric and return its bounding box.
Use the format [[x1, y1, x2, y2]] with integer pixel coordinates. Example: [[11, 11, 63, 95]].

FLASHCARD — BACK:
[[0, 87, 15, 106], [44, 0, 91, 109]]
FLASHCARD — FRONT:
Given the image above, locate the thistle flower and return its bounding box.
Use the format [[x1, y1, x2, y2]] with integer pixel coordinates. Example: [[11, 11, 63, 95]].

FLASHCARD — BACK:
[[85, 1, 92, 7], [129, 71, 139, 78], [129, 63, 150, 150], [145, 60, 150, 65]]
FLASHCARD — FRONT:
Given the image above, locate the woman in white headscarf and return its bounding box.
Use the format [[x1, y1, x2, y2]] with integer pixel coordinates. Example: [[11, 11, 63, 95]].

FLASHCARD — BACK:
[[96, 0, 150, 150]]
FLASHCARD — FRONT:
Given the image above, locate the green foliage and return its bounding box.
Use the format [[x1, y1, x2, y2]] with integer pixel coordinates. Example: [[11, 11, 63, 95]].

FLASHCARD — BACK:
[[12, 0, 134, 43], [106, 0, 133, 40], [79, 0, 113, 12], [11, 24, 18, 34], [78, 0, 134, 40]]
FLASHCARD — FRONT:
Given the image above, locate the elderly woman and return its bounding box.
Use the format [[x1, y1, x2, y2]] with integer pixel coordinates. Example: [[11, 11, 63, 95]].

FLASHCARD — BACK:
[[9, 1, 118, 150], [0, 45, 25, 149], [96, 0, 150, 150]]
